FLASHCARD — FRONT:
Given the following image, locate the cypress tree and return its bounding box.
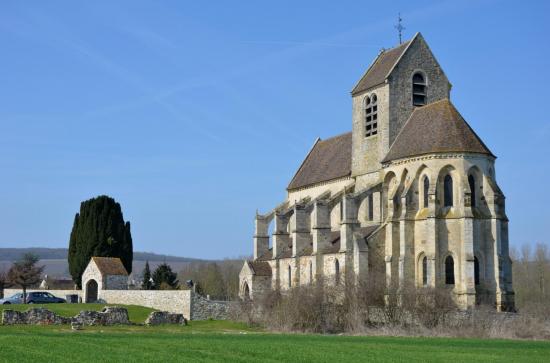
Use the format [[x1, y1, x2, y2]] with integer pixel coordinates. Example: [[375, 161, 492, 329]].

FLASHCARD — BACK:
[[142, 261, 153, 290], [68, 195, 133, 288]]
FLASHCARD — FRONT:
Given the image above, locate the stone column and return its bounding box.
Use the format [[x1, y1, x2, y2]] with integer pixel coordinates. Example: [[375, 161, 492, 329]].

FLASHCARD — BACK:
[[272, 212, 289, 259], [340, 193, 358, 252], [253, 215, 270, 260], [291, 204, 310, 257], [398, 194, 414, 290], [425, 187, 437, 288], [461, 214, 476, 309], [312, 200, 330, 254]]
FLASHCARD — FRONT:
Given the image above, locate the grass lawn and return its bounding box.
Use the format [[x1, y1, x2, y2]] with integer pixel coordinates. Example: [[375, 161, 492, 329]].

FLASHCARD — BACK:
[[0, 321, 549, 362], [1, 303, 156, 323]]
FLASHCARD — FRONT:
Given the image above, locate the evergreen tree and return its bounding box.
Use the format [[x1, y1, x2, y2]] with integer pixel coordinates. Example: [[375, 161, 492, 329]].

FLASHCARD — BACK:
[[152, 263, 178, 290], [68, 195, 133, 288], [141, 261, 153, 290]]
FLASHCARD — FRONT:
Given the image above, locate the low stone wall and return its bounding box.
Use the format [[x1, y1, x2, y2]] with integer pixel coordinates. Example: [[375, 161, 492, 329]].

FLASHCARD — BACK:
[[190, 294, 232, 320], [2, 306, 130, 326], [99, 290, 192, 319], [3, 288, 231, 321], [145, 311, 187, 326]]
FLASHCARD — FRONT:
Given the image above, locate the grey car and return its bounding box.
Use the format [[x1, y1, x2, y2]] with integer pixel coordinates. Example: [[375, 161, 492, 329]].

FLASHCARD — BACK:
[[0, 293, 24, 304], [25, 292, 66, 304], [0, 292, 65, 304]]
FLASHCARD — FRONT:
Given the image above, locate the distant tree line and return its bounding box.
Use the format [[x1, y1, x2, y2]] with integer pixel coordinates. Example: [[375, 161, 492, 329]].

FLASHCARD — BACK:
[[511, 242, 550, 312], [177, 259, 244, 300]]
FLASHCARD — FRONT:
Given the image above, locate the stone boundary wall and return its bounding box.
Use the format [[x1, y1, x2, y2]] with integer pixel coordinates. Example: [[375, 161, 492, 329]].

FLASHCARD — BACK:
[[190, 294, 232, 320], [99, 290, 191, 319], [2, 288, 232, 321]]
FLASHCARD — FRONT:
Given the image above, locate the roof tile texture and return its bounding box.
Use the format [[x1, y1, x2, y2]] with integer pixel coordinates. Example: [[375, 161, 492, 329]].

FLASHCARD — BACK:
[[288, 132, 352, 190], [382, 99, 494, 162], [92, 257, 128, 276], [352, 41, 410, 95]]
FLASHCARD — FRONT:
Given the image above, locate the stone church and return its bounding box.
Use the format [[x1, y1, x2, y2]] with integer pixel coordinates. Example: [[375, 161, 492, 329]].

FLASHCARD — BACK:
[[239, 33, 514, 311]]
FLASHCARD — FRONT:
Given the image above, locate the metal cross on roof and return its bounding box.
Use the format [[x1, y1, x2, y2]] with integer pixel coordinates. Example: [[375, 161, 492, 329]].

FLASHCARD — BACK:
[[395, 13, 405, 44]]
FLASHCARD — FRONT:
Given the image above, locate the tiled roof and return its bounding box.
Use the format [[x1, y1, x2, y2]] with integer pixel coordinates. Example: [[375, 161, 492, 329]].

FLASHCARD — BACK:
[[92, 257, 128, 276], [288, 132, 352, 191], [351, 40, 411, 95], [247, 261, 272, 276], [382, 99, 494, 163]]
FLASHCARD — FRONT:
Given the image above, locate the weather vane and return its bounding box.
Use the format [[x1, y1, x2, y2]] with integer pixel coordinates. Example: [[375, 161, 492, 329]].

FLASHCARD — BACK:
[[395, 13, 405, 44]]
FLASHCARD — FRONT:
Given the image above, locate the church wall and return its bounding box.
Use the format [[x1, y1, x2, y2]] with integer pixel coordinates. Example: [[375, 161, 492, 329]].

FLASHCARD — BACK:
[[299, 256, 315, 285], [351, 84, 390, 177], [278, 258, 298, 290], [322, 253, 346, 286], [388, 35, 451, 145]]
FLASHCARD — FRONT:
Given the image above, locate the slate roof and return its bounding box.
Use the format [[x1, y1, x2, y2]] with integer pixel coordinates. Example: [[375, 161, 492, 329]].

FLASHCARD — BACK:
[[382, 99, 494, 163], [92, 257, 128, 276], [351, 40, 411, 95], [247, 261, 272, 276], [288, 132, 352, 191]]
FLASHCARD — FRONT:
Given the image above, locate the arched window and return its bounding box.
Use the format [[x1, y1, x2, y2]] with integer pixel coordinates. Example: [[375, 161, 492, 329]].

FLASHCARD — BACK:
[[243, 282, 251, 300], [468, 175, 476, 207], [368, 193, 374, 221], [365, 94, 378, 137], [474, 257, 480, 285], [288, 265, 292, 288], [423, 176, 429, 208], [444, 175, 453, 207], [412, 72, 427, 106], [422, 256, 428, 286], [445, 256, 455, 285], [335, 259, 340, 285]]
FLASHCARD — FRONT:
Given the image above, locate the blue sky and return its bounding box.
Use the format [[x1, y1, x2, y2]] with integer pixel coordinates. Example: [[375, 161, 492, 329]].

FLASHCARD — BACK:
[[0, 0, 548, 259]]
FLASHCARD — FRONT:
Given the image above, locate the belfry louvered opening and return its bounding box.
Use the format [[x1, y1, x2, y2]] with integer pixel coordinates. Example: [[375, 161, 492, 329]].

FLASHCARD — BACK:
[[365, 94, 378, 137]]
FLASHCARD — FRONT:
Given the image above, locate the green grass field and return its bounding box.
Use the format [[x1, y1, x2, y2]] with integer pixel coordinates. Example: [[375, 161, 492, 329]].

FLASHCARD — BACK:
[[0, 320, 549, 362]]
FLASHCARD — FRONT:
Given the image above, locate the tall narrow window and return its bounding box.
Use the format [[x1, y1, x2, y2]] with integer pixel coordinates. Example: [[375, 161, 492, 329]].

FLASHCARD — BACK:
[[288, 265, 292, 288], [365, 94, 378, 137], [309, 261, 313, 283], [468, 175, 476, 207], [474, 257, 480, 285], [335, 259, 340, 285], [422, 256, 428, 286], [444, 175, 453, 207], [445, 256, 455, 285], [423, 176, 429, 208], [368, 193, 374, 221], [412, 72, 427, 106]]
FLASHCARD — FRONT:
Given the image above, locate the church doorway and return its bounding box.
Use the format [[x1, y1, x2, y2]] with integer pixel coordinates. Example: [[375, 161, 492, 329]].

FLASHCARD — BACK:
[[86, 279, 98, 303]]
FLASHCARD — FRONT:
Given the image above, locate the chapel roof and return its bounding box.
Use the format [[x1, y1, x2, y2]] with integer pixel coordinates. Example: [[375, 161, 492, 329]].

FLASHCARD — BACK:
[[247, 261, 272, 276], [382, 99, 495, 163], [287, 132, 352, 191], [91, 257, 128, 276], [351, 37, 413, 95]]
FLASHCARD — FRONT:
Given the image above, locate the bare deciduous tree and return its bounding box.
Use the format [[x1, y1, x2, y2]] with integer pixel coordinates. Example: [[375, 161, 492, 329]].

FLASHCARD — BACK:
[[7, 253, 44, 303]]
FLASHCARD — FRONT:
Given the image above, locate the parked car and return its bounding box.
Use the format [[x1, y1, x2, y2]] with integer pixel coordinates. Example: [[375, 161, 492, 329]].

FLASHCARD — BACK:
[[0, 293, 24, 304], [25, 292, 66, 304]]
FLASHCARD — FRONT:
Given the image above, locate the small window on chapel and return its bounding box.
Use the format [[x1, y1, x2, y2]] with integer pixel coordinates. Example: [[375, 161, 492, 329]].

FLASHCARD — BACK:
[[412, 72, 427, 106], [365, 94, 378, 137]]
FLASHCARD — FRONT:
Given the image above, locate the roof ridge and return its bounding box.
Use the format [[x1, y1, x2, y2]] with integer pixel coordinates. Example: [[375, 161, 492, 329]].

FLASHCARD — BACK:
[[318, 131, 352, 143]]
